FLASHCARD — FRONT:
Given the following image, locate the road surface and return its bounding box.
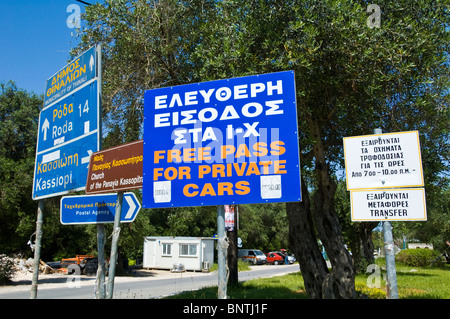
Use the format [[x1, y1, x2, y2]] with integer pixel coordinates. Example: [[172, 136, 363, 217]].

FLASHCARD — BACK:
[[0, 264, 300, 299]]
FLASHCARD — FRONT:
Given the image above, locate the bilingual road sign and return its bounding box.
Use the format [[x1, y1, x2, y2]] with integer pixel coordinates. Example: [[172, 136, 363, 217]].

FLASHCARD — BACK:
[[350, 188, 427, 221], [44, 46, 97, 107], [60, 192, 141, 225], [142, 71, 301, 208], [86, 140, 143, 194], [33, 46, 101, 200], [33, 132, 98, 199], [343, 131, 424, 190], [37, 81, 99, 153]]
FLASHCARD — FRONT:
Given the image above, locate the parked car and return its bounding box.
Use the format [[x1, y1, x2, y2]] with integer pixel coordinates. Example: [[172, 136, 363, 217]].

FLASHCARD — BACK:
[[286, 254, 296, 264], [265, 252, 285, 265], [279, 249, 296, 264], [238, 249, 267, 265]]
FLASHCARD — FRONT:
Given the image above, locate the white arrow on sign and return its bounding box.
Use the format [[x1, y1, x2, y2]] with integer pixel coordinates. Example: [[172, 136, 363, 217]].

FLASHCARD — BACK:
[[125, 195, 137, 219], [81, 150, 93, 164], [41, 118, 50, 141], [89, 54, 95, 72]]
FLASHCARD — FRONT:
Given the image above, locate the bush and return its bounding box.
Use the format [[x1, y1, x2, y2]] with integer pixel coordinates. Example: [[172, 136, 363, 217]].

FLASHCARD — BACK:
[[397, 249, 442, 267], [355, 281, 386, 299], [0, 254, 17, 284]]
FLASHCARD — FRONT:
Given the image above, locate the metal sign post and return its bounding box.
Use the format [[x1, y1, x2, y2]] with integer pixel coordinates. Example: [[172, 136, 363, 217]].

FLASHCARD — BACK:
[[373, 128, 398, 299], [30, 45, 101, 299], [382, 218, 399, 299], [84, 140, 143, 299], [343, 127, 426, 299], [217, 205, 227, 299], [30, 200, 44, 299], [106, 191, 124, 299], [96, 224, 106, 299]]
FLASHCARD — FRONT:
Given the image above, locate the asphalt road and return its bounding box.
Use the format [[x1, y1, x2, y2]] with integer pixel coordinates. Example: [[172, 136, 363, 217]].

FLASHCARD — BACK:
[[0, 263, 300, 299]]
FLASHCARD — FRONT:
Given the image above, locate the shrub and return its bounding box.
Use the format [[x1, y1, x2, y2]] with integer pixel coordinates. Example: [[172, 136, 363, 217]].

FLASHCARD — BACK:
[[0, 254, 17, 284], [355, 281, 386, 299], [397, 249, 442, 267]]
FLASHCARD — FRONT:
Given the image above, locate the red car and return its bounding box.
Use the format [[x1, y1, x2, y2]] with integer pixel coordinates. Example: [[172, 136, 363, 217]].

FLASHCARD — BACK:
[[265, 252, 285, 265]]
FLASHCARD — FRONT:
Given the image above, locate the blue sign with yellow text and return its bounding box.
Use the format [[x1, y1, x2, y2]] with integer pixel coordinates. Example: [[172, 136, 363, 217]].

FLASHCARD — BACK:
[[60, 192, 141, 225], [37, 81, 98, 153], [33, 46, 100, 200], [33, 132, 98, 199], [44, 46, 97, 107], [142, 71, 301, 208]]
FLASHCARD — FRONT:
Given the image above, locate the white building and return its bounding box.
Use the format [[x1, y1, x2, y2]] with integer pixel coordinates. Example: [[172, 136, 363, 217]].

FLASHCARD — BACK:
[[143, 236, 215, 271]]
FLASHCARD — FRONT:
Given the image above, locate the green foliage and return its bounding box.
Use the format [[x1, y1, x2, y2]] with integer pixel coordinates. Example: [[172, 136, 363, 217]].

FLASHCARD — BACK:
[[0, 81, 41, 257], [238, 203, 289, 252], [397, 248, 442, 267]]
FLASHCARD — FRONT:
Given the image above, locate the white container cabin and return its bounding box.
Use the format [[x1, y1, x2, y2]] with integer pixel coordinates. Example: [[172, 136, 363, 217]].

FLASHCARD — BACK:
[[143, 236, 215, 271]]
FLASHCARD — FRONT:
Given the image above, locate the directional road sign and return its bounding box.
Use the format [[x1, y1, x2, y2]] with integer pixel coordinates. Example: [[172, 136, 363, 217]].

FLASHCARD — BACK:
[[44, 46, 97, 107], [60, 192, 141, 225], [86, 140, 143, 194], [37, 81, 99, 153], [33, 46, 101, 200]]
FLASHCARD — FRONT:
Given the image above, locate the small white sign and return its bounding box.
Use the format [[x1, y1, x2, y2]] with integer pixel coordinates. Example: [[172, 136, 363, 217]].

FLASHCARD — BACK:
[[154, 181, 171, 203], [261, 175, 282, 199], [350, 188, 427, 221], [343, 131, 424, 190]]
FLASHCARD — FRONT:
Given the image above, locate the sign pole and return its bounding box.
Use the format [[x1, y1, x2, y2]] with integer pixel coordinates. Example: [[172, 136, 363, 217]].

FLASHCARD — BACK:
[[374, 128, 399, 299], [30, 200, 44, 299], [217, 205, 227, 299], [95, 43, 106, 299], [96, 224, 106, 299], [382, 218, 399, 298], [106, 191, 124, 299]]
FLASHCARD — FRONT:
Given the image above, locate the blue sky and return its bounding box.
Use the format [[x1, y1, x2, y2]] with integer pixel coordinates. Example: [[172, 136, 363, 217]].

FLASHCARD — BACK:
[[0, 1, 99, 95]]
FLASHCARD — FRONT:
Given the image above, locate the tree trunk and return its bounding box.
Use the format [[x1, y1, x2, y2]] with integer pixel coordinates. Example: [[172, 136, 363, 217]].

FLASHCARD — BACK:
[[310, 122, 355, 299], [360, 223, 376, 265], [286, 177, 329, 299]]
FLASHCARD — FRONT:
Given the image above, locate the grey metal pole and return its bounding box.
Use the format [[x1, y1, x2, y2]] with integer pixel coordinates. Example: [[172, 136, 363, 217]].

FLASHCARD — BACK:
[[106, 191, 123, 299], [382, 219, 399, 298], [94, 43, 106, 299], [374, 128, 399, 299], [217, 205, 227, 299], [96, 224, 106, 299], [30, 200, 44, 299]]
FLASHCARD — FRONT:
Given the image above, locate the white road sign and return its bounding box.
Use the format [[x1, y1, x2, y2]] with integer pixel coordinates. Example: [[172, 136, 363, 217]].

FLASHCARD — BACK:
[[350, 188, 427, 221], [343, 131, 424, 190]]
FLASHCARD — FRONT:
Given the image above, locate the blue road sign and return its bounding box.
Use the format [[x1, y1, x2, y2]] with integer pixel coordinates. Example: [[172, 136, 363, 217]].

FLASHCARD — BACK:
[[142, 71, 301, 208], [60, 192, 141, 225], [44, 46, 97, 107], [33, 46, 101, 200], [33, 132, 98, 199], [37, 81, 99, 153]]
